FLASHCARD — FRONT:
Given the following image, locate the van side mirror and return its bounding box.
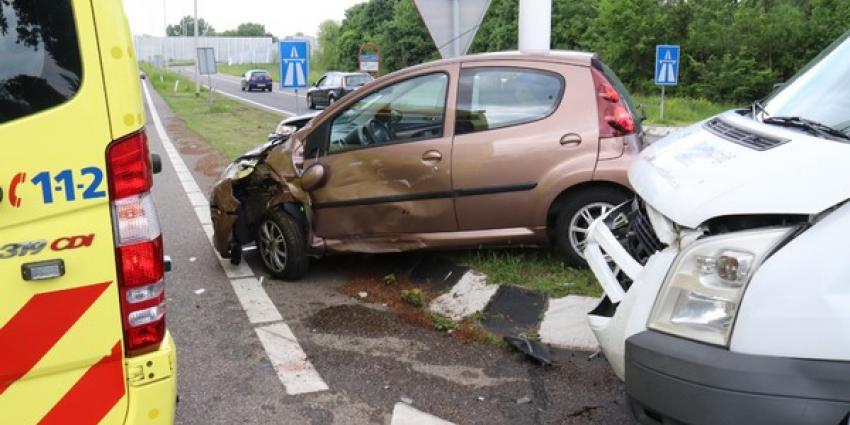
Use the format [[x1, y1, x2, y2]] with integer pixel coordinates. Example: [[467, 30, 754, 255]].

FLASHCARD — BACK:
[[300, 163, 327, 191]]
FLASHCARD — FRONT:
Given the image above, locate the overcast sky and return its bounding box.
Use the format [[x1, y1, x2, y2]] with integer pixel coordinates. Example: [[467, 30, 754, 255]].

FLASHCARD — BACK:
[[122, 0, 367, 37]]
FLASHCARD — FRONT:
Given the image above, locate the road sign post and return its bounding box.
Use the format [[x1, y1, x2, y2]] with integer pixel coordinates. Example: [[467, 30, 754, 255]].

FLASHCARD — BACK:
[[280, 40, 309, 114], [655, 45, 680, 121], [197, 47, 217, 105]]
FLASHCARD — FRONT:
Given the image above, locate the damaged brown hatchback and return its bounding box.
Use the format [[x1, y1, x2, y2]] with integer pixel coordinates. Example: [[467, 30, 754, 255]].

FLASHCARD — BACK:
[[210, 52, 642, 280]]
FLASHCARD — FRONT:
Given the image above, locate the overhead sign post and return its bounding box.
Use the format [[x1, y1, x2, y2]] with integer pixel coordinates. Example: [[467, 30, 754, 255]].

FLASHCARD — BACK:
[[280, 40, 309, 113], [358, 42, 381, 75], [655, 44, 680, 121], [359, 54, 379, 72], [196, 47, 217, 104], [413, 0, 491, 58]]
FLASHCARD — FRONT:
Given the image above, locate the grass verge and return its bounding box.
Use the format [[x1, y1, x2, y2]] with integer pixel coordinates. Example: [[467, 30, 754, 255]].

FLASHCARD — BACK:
[[141, 64, 282, 159], [633, 94, 737, 126], [456, 249, 602, 298]]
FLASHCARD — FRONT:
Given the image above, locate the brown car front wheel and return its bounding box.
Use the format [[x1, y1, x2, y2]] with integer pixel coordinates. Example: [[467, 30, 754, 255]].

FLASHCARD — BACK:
[[256, 209, 309, 280]]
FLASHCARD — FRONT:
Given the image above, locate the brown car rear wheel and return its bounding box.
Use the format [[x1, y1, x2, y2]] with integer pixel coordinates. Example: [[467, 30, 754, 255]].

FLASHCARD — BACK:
[[554, 187, 630, 267]]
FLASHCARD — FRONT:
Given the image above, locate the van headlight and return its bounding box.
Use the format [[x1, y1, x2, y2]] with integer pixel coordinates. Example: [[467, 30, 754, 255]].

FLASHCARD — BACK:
[[648, 227, 792, 346]]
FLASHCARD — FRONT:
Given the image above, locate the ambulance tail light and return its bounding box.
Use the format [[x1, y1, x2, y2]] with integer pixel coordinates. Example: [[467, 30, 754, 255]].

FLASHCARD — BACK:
[[107, 131, 166, 355]]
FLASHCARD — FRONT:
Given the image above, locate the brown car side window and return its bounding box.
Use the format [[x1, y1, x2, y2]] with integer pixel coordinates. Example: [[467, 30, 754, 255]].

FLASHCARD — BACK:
[[0, 0, 83, 124], [327, 72, 448, 154], [455, 67, 564, 135]]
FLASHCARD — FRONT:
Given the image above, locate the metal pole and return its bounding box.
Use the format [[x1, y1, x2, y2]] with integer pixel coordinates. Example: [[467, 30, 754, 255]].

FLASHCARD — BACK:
[[452, 0, 461, 57], [162, 0, 168, 75], [194, 0, 200, 95], [660, 86, 665, 121], [518, 0, 551, 54], [208, 74, 213, 104]]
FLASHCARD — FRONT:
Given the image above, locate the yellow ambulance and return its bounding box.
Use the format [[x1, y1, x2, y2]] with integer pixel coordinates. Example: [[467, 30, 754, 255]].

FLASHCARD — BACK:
[[0, 0, 176, 424]]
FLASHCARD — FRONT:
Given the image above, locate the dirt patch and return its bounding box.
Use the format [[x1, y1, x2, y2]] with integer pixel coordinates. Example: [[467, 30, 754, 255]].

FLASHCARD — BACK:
[[196, 153, 231, 177], [335, 254, 504, 347], [164, 116, 231, 177]]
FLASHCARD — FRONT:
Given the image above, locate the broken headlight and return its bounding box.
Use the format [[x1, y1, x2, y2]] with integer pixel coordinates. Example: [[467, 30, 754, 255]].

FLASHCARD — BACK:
[[648, 227, 791, 346], [275, 124, 298, 137]]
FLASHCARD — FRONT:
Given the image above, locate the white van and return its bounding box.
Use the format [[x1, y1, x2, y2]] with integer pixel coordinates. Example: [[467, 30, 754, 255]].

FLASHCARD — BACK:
[[584, 31, 850, 425]]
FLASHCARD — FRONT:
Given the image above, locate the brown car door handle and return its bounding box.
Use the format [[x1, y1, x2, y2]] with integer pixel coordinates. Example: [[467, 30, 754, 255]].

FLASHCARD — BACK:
[[422, 150, 442, 162], [560, 133, 582, 146]]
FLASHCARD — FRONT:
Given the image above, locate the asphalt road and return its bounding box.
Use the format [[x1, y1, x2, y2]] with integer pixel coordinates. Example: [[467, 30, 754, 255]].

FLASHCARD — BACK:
[[172, 66, 312, 117], [143, 79, 635, 424]]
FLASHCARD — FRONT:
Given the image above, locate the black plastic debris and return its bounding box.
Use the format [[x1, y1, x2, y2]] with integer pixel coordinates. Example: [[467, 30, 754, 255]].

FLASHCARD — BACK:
[[506, 336, 552, 366]]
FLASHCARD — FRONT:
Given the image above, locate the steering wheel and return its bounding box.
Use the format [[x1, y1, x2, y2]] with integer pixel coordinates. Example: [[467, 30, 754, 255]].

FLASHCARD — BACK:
[[359, 119, 393, 145]]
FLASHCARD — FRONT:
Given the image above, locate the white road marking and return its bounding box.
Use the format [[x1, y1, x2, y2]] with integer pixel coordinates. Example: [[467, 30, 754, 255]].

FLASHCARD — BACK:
[[212, 89, 295, 116], [142, 81, 329, 395], [391, 403, 455, 425], [539, 295, 600, 351], [429, 271, 499, 321], [230, 277, 284, 325], [256, 323, 330, 395]]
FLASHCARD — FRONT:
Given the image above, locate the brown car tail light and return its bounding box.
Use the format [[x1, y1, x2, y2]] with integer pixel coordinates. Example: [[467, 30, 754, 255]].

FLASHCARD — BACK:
[[107, 131, 166, 355], [592, 68, 635, 137]]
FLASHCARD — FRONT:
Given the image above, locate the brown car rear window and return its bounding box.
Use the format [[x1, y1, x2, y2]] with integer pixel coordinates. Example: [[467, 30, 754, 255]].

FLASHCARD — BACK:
[[0, 0, 83, 124], [455, 67, 563, 135]]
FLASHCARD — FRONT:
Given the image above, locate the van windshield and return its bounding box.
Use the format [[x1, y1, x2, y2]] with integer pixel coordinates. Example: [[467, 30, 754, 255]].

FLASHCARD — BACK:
[[764, 30, 850, 136]]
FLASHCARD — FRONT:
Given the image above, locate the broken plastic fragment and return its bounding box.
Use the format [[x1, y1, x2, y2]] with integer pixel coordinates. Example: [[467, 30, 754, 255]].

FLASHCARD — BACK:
[[505, 336, 552, 366]]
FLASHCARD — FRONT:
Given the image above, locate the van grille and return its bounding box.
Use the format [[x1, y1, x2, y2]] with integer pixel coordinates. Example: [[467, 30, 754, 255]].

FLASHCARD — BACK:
[[704, 118, 789, 151]]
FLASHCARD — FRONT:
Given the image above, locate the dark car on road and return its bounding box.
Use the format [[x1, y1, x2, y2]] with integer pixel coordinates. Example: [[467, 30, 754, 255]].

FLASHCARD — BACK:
[[241, 70, 273, 92], [307, 72, 373, 109]]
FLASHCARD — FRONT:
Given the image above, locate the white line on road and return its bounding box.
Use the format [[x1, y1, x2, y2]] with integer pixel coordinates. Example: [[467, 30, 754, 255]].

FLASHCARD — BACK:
[[390, 403, 455, 425], [212, 88, 295, 116], [141, 81, 329, 396], [256, 323, 330, 395]]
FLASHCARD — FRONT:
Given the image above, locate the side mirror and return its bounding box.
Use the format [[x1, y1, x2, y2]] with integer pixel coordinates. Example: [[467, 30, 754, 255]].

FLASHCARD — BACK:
[[300, 163, 327, 192]]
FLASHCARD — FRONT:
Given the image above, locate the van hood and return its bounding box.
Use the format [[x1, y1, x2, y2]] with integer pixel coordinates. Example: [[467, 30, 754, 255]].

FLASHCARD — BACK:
[[630, 111, 850, 228]]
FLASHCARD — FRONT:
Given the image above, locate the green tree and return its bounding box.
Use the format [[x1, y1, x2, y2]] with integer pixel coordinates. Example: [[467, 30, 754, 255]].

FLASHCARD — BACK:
[[166, 16, 215, 36], [314, 19, 342, 72], [377, 0, 439, 72], [219, 22, 275, 39]]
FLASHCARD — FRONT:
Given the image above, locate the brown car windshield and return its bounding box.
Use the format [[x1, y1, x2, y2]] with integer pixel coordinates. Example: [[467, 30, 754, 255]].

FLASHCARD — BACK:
[[0, 0, 83, 124]]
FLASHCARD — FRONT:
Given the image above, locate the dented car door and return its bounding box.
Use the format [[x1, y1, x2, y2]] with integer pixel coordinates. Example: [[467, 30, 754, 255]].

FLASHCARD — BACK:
[[303, 66, 458, 238]]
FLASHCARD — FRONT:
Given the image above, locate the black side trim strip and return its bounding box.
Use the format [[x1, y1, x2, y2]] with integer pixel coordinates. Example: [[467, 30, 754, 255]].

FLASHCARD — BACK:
[[455, 182, 537, 197], [314, 191, 455, 209], [313, 182, 537, 209]]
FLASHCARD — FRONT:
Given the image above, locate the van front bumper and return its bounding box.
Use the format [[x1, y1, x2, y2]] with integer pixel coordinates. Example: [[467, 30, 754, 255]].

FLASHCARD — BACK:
[[626, 331, 850, 425], [125, 331, 177, 425]]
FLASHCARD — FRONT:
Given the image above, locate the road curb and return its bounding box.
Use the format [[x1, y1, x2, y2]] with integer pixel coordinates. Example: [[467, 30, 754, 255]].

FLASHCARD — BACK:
[[404, 258, 601, 352]]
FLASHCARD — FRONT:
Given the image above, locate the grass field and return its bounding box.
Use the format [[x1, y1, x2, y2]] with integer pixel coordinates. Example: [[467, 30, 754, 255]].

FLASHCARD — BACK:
[[457, 250, 602, 298], [141, 64, 282, 159], [634, 94, 737, 126], [216, 63, 326, 88]]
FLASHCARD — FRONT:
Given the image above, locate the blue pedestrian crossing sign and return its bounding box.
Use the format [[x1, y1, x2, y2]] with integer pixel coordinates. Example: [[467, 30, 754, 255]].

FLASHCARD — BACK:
[[280, 40, 309, 90], [655, 45, 680, 86]]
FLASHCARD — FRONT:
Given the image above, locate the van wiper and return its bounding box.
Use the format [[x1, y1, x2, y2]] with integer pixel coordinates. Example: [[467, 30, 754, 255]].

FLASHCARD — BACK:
[[762, 116, 850, 142]]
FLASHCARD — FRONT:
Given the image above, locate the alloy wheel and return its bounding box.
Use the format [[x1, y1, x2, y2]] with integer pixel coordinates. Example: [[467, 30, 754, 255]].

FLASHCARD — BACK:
[[258, 220, 288, 273], [567, 202, 627, 259]]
